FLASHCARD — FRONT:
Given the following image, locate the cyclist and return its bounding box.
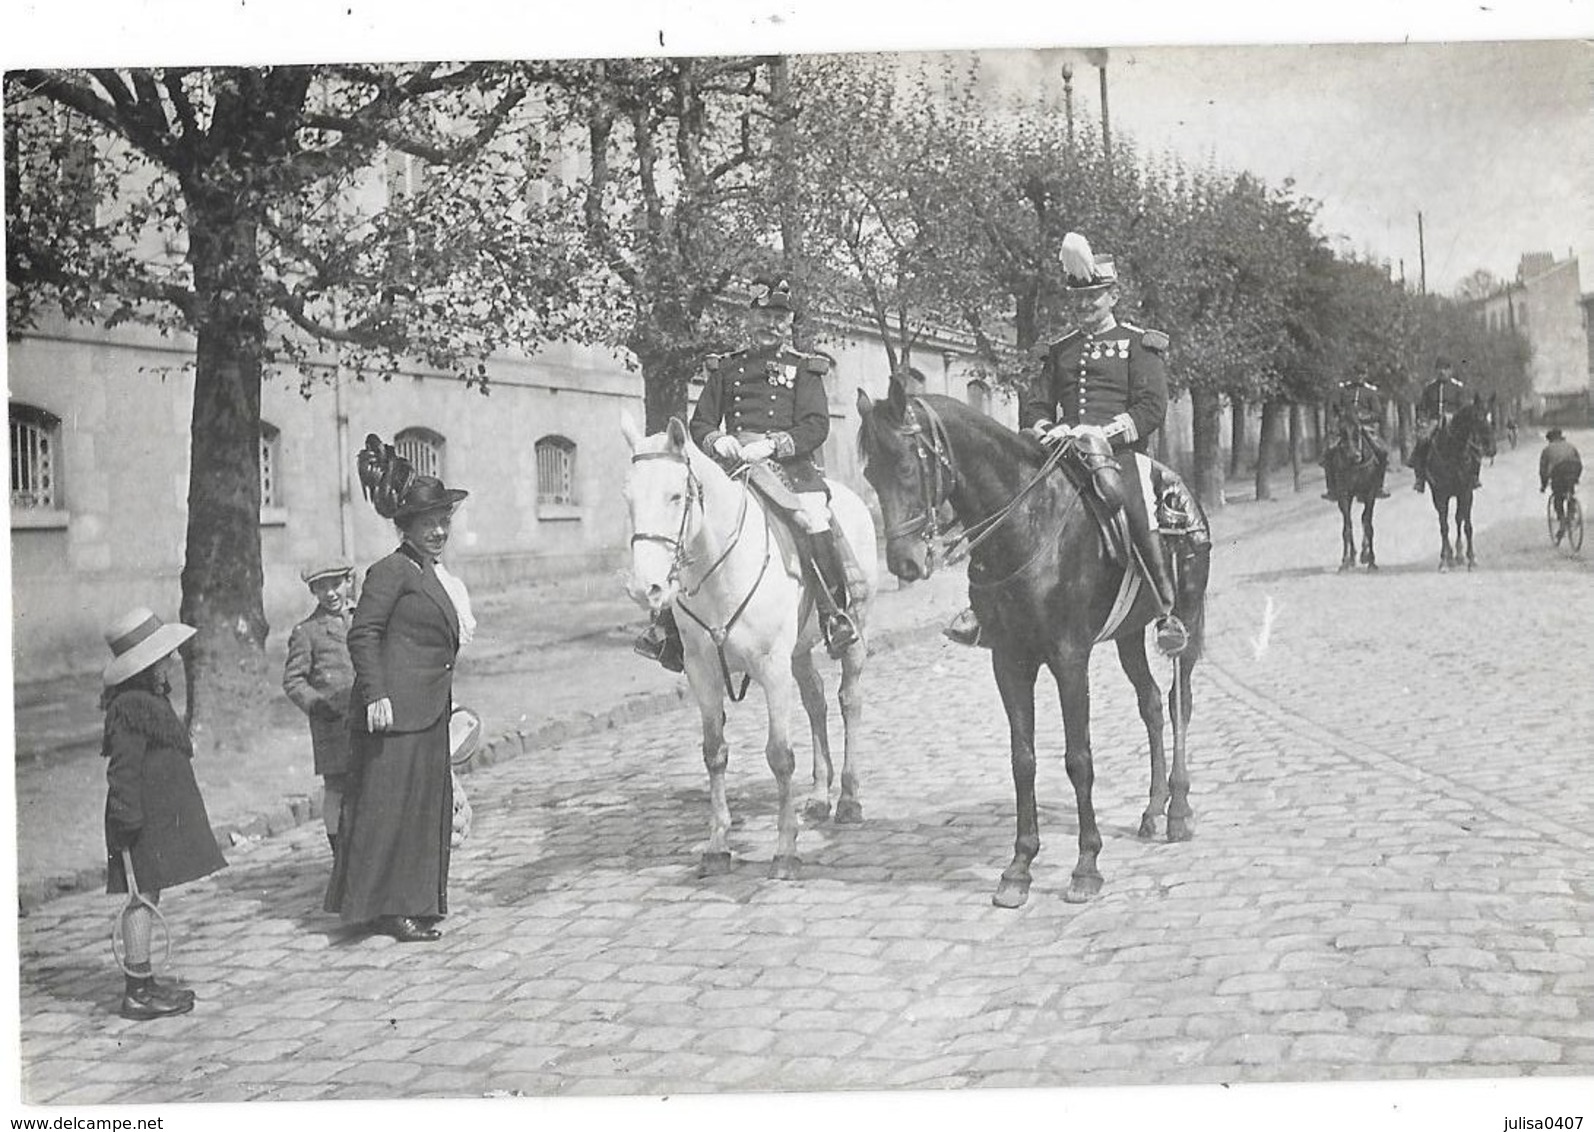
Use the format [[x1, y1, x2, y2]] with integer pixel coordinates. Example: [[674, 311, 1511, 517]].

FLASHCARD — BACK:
[[1539, 427, 1582, 541]]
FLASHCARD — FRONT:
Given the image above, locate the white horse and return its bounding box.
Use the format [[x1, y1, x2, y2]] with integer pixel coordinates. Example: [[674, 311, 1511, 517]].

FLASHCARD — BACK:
[[621, 416, 879, 879]]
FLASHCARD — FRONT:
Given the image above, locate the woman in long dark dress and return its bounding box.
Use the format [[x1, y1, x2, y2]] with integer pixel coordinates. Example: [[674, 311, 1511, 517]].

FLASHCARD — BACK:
[[325, 444, 469, 943], [100, 607, 227, 1018]]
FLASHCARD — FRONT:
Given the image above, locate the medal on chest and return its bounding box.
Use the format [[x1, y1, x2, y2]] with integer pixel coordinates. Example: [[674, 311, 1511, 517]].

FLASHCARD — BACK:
[[1085, 339, 1130, 362], [763, 359, 796, 388]]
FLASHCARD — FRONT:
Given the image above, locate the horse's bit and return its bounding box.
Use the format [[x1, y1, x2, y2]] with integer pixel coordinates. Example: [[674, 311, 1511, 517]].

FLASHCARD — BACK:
[[885, 397, 1073, 580]]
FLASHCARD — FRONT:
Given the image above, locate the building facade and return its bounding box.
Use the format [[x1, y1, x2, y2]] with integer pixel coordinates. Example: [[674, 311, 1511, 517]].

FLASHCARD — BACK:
[[1473, 253, 1591, 423], [8, 310, 1023, 678]]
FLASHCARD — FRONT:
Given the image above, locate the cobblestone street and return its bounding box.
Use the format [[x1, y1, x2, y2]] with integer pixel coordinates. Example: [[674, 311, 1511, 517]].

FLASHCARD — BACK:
[[13, 437, 1592, 1113]]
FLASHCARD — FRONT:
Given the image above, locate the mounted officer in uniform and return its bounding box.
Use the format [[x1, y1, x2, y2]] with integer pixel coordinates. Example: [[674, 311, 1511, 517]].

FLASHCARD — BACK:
[[1321, 377, 1391, 500], [1410, 356, 1480, 492], [634, 277, 861, 670], [944, 232, 1189, 656]]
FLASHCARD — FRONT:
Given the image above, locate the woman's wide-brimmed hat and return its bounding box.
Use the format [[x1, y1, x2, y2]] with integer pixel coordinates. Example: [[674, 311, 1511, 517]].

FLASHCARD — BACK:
[[393, 475, 469, 521], [102, 607, 196, 687]]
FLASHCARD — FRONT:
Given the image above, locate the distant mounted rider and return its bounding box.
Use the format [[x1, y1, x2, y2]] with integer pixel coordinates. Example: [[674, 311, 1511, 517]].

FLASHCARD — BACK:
[[1321, 377, 1391, 500]]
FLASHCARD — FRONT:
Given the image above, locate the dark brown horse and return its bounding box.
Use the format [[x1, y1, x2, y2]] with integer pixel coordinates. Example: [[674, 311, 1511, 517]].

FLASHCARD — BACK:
[[1425, 399, 1496, 572], [1323, 413, 1387, 572], [856, 380, 1211, 907]]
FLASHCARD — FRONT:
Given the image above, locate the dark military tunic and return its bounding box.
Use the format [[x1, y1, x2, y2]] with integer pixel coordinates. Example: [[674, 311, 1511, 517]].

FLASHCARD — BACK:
[[1331, 380, 1385, 430], [690, 345, 832, 493], [1019, 321, 1170, 455], [1417, 375, 1467, 424], [1330, 379, 1389, 454]]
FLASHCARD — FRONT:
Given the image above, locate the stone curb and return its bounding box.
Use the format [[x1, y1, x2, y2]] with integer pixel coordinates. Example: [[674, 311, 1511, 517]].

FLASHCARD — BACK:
[[16, 612, 956, 915], [16, 479, 1328, 915]]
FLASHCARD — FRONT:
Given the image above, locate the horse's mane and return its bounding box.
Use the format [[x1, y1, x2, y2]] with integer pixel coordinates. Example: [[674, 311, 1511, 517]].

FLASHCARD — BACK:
[[859, 391, 1048, 468]]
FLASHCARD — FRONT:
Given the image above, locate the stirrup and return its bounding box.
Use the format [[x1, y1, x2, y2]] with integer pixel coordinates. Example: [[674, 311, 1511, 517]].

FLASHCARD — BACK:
[[824, 610, 859, 658], [633, 625, 684, 673], [942, 608, 987, 649], [1154, 614, 1190, 658]]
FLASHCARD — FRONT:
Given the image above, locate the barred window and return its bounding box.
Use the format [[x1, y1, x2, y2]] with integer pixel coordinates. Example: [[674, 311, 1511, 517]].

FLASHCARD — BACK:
[[10, 404, 61, 512], [260, 421, 281, 508], [535, 435, 577, 506], [395, 426, 444, 480], [966, 379, 991, 415]]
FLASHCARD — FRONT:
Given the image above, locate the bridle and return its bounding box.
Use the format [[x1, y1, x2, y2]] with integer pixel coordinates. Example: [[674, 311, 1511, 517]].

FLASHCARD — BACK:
[[628, 448, 769, 702], [882, 398, 959, 548], [629, 450, 702, 585], [875, 396, 1075, 581]]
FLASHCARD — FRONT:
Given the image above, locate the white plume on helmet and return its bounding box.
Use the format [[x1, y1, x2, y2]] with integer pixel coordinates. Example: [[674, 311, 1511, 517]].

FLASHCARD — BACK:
[[1059, 231, 1117, 288]]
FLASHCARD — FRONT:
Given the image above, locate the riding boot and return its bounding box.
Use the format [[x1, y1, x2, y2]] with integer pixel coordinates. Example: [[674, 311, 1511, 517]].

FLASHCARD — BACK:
[[1124, 490, 1188, 656], [633, 607, 685, 673], [1320, 458, 1338, 501], [1411, 442, 1428, 493], [1375, 453, 1391, 498], [803, 529, 860, 658]]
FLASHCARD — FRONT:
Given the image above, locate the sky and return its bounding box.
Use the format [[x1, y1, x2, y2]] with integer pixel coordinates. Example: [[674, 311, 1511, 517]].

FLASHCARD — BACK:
[[979, 41, 1593, 297]]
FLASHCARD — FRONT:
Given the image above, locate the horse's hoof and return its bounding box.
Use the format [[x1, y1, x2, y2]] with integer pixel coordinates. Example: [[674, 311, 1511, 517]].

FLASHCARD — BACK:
[[1137, 814, 1159, 839], [834, 798, 864, 825], [1167, 818, 1194, 843], [1365, 562, 1379, 572], [801, 798, 831, 823], [992, 877, 1031, 909], [1338, 562, 1353, 574], [1063, 874, 1103, 904], [767, 854, 800, 881], [697, 851, 733, 878]]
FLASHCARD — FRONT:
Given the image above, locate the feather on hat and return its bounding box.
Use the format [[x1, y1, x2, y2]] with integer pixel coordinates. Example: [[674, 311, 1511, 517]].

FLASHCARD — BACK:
[[1059, 232, 1117, 290]]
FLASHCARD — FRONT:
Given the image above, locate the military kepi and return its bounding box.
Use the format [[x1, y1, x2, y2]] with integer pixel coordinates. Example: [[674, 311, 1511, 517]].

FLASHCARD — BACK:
[[749, 277, 794, 312], [1059, 232, 1118, 290]]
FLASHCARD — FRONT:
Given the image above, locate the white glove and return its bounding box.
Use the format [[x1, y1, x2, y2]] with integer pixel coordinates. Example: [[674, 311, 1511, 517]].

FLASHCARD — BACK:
[[1041, 423, 1076, 445], [711, 435, 742, 460], [740, 439, 776, 463], [367, 697, 393, 732]]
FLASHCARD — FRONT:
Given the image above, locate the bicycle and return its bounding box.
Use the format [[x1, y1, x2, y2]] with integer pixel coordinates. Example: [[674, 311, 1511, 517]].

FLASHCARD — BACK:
[[1546, 484, 1583, 553]]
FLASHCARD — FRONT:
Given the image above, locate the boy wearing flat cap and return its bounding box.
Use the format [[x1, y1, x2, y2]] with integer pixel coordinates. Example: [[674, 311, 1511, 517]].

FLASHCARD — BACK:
[[283, 559, 356, 854]]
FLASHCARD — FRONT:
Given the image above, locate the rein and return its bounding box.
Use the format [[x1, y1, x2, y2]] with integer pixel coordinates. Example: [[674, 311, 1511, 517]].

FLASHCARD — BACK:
[[629, 450, 767, 702], [887, 397, 1077, 585]]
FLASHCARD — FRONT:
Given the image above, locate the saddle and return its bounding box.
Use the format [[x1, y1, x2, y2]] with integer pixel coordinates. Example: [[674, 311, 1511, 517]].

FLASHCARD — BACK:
[[1054, 449, 1207, 566], [740, 461, 867, 603]]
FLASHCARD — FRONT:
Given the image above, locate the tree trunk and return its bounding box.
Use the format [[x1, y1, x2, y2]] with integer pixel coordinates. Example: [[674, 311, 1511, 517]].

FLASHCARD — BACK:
[[1190, 386, 1225, 508], [1228, 396, 1246, 478], [178, 201, 272, 758], [1254, 399, 1284, 501], [1288, 402, 1303, 492], [1396, 400, 1415, 464]]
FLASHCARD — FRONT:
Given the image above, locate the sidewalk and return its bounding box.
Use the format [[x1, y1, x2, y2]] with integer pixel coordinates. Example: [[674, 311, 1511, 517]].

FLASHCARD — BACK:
[[11, 464, 1331, 912]]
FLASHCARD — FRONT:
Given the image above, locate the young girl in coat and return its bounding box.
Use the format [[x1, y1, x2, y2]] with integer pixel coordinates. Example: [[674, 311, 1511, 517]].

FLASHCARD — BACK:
[[100, 607, 227, 1020]]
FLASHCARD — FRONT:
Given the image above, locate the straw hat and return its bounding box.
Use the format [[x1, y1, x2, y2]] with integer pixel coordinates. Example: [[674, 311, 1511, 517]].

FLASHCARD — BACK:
[[102, 607, 195, 687]]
